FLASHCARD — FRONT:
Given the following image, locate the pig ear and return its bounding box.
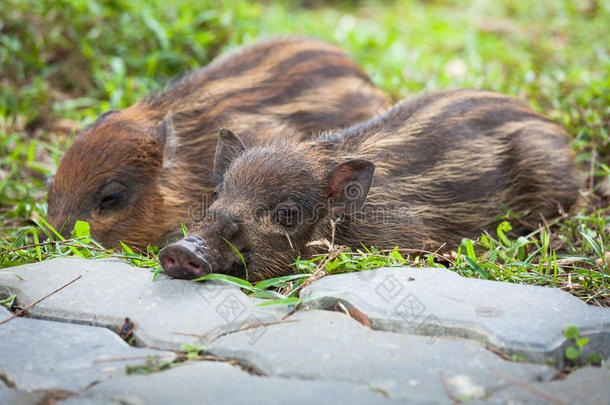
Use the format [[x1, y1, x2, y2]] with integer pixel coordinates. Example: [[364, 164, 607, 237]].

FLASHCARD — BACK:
[[214, 128, 246, 175], [154, 111, 177, 168], [326, 159, 375, 213]]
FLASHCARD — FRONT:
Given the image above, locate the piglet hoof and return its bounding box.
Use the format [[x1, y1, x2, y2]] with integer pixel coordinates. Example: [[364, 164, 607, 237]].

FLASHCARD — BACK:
[[159, 239, 211, 279]]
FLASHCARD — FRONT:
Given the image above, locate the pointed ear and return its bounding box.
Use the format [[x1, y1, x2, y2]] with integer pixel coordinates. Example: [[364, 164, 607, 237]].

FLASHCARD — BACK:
[[214, 128, 246, 175], [326, 159, 375, 213], [154, 111, 177, 169]]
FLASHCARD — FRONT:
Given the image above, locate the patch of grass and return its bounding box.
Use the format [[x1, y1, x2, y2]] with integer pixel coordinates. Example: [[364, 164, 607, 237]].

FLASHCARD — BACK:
[[180, 344, 207, 360], [287, 216, 609, 306], [563, 324, 603, 367], [0, 220, 161, 272], [0, 294, 16, 309], [0, 1, 608, 305]]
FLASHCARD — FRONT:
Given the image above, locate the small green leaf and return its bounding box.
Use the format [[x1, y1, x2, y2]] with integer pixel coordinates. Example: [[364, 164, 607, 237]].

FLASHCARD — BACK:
[[35, 217, 64, 241], [32, 229, 41, 261], [0, 294, 16, 309], [253, 274, 310, 290], [71, 220, 91, 239], [192, 273, 254, 291], [221, 237, 248, 281], [152, 265, 163, 280], [580, 231, 604, 258], [496, 221, 512, 246], [588, 353, 602, 363], [565, 346, 581, 360], [464, 256, 490, 278], [257, 296, 301, 306], [120, 241, 134, 254], [180, 344, 205, 353], [563, 325, 579, 340], [251, 290, 286, 299], [462, 239, 476, 259], [576, 337, 590, 348]]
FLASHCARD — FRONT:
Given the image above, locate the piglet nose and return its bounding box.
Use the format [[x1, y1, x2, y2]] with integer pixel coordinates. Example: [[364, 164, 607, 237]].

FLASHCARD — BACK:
[[159, 238, 211, 280]]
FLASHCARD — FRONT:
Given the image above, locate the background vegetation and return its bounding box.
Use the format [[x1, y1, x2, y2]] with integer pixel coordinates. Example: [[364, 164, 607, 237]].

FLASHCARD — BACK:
[[1, 0, 608, 305]]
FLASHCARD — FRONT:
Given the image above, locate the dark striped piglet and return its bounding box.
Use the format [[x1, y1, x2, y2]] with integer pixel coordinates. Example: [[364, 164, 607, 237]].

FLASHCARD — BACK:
[[160, 89, 581, 280]]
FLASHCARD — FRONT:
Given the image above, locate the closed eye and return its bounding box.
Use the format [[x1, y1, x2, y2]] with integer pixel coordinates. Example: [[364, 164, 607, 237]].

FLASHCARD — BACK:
[[100, 190, 125, 209], [98, 182, 127, 210]]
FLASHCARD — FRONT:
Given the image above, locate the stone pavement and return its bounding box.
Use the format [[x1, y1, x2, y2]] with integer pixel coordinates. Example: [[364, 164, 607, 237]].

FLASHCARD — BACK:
[[0, 258, 608, 404]]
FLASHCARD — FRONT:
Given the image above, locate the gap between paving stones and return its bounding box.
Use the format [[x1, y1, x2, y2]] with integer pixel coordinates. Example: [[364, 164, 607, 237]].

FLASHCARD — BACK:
[[3, 289, 600, 405], [0, 293, 272, 385], [66, 361, 401, 405], [0, 305, 172, 397], [0, 305, 273, 379], [0, 282, 587, 373], [2, 287, 556, 398], [2, 259, 608, 378], [203, 301, 573, 379], [204, 310, 562, 403], [86, 349, 398, 403], [0, 379, 77, 405], [0, 311, 395, 403]]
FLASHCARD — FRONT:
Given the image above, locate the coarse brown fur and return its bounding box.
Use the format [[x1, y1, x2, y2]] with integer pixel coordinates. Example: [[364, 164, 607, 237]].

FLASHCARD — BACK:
[[47, 36, 390, 249], [170, 88, 582, 281]]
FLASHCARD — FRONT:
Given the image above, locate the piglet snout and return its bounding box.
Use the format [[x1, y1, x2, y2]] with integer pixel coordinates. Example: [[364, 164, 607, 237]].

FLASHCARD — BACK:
[[159, 236, 212, 279]]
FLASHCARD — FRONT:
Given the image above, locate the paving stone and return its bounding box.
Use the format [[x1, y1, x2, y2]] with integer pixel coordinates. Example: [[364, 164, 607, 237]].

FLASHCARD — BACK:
[[0, 379, 44, 405], [488, 365, 610, 404], [206, 310, 557, 402], [0, 258, 291, 350], [300, 267, 610, 366], [66, 361, 401, 405], [0, 389, 41, 405], [0, 384, 79, 405], [0, 305, 174, 392], [59, 397, 121, 405]]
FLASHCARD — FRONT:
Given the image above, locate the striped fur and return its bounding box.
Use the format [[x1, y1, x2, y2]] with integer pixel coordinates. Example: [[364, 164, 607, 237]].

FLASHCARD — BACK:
[[46, 37, 390, 249], [185, 88, 582, 280]]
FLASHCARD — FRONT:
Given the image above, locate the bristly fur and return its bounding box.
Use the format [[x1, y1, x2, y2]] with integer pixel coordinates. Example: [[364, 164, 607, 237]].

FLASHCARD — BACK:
[[189, 88, 582, 281], [47, 36, 390, 250]]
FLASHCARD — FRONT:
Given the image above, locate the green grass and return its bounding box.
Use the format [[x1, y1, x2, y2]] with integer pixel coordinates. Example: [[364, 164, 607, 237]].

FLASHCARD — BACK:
[[1, 0, 608, 306]]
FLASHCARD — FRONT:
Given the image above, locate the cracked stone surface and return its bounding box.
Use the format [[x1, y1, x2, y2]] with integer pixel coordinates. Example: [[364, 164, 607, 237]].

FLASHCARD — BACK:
[[207, 310, 557, 402], [488, 365, 610, 404], [1, 260, 608, 403], [65, 361, 401, 405], [0, 379, 45, 405], [0, 258, 290, 350], [0, 306, 174, 393], [301, 266, 610, 366]]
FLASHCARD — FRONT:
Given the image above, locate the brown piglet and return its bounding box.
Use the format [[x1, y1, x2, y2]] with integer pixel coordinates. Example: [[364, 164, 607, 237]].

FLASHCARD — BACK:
[[47, 36, 390, 250]]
